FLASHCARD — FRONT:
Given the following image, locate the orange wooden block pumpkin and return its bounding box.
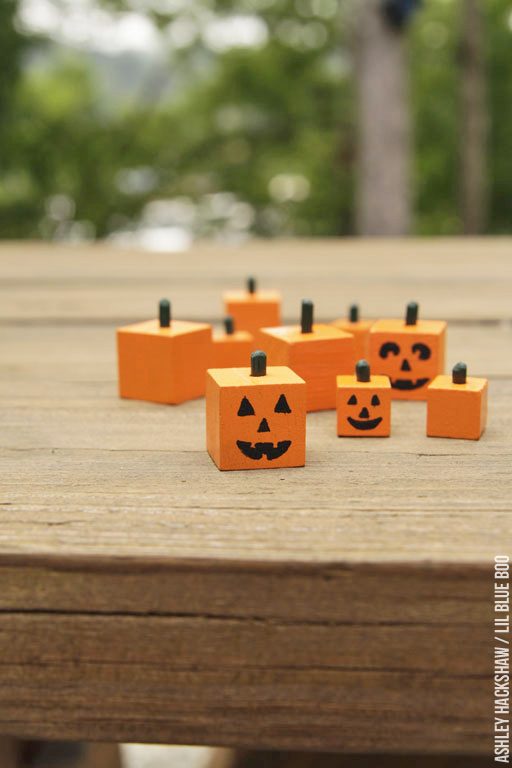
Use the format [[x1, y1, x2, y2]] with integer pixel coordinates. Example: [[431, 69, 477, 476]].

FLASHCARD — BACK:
[[211, 317, 254, 368], [117, 299, 212, 404], [337, 360, 391, 437], [223, 276, 281, 336], [257, 300, 356, 412], [331, 304, 374, 360], [427, 362, 488, 440], [369, 302, 446, 401], [206, 351, 306, 471]]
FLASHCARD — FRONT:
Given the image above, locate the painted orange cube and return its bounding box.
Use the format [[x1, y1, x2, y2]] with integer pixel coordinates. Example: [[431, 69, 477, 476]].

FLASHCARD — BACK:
[[257, 300, 356, 412], [223, 276, 281, 336], [331, 304, 373, 360], [206, 351, 306, 471], [117, 299, 212, 404], [427, 363, 488, 440], [211, 317, 254, 368], [369, 302, 446, 401], [337, 360, 391, 437]]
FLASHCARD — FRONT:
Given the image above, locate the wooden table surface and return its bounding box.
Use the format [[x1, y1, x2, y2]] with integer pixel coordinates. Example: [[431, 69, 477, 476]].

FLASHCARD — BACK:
[[1, 239, 510, 755]]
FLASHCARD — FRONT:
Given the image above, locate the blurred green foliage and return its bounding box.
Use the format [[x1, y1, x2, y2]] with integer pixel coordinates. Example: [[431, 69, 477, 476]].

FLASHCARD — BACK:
[[0, 0, 509, 240]]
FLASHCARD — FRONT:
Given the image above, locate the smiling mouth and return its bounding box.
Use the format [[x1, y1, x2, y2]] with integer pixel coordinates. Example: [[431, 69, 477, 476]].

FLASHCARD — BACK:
[[391, 377, 429, 391], [236, 440, 291, 461], [347, 416, 383, 431]]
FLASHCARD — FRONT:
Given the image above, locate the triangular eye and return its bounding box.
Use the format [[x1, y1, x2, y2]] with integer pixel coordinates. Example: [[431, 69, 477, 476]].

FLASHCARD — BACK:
[[371, 394, 380, 406], [348, 394, 357, 405], [237, 396, 255, 416], [274, 394, 291, 413]]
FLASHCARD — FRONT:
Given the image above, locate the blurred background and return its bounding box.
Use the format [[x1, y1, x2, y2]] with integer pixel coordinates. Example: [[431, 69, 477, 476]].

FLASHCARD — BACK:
[[1, 0, 509, 248]]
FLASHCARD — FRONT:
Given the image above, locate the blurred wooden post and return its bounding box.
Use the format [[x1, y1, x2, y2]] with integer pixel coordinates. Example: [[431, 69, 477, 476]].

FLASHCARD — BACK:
[[355, 0, 411, 236], [460, 0, 487, 234]]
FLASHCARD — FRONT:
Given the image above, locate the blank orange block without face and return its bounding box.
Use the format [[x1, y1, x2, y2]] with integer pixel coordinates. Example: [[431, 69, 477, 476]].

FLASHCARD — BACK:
[[337, 361, 391, 437], [223, 277, 281, 336], [427, 364, 488, 440], [206, 352, 306, 471], [211, 330, 254, 368], [117, 302, 212, 404], [257, 301, 356, 412], [369, 302, 446, 401], [331, 304, 373, 360]]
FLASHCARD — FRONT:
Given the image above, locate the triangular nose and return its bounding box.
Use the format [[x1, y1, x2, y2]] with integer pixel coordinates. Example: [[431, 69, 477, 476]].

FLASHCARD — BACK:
[[359, 407, 370, 419], [401, 358, 411, 371], [257, 417, 271, 433]]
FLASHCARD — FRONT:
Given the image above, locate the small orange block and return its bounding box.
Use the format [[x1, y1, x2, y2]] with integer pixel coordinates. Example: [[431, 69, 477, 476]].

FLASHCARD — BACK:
[[337, 360, 391, 437], [369, 302, 446, 401], [206, 351, 306, 471], [211, 316, 254, 368], [117, 299, 212, 404], [257, 300, 356, 412], [331, 304, 373, 360], [427, 363, 488, 440], [223, 276, 281, 336]]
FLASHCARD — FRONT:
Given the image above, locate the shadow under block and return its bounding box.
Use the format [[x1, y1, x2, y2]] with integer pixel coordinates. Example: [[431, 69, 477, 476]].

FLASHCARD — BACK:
[[206, 366, 306, 471], [223, 290, 281, 336], [369, 318, 446, 401], [427, 375, 488, 440], [117, 319, 212, 404], [336, 374, 391, 437], [331, 318, 373, 360], [211, 330, 254, 368], [257, 324, 356, 411]]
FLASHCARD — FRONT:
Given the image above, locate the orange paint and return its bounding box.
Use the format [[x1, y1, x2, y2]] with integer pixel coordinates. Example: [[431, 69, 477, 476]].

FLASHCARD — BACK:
[[117, 306, 212, 404], [211, 329, 254, 368], [427, 364, 488, 440], [257, 301, 356, 411], [223, 277, 281, 336], [331, 305, 373, 359], [369, 303, 446, 401], [206, 352, 306, 471], [337, 361, 391, 437]]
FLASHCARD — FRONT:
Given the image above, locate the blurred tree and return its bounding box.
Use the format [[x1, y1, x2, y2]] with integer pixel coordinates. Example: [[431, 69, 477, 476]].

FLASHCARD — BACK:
[[0, 0, 25, 135], [0, 0, 32, 235], [485, 0, 512, 234], [355, 0, 413, 236], [409, 0, 460, 235], [1, 0, 357, 240], [0, 0, 510, 241], [460, 0, 487, 234]]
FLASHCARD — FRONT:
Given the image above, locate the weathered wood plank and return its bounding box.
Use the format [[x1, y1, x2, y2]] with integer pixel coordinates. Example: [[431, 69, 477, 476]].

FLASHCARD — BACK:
[[0, 356, 509, 563], [0, 242, 509, 754], [2, 322, 511, 381], [214, 754, 490, 768], [0, 559, 491, 619], [0, 444, 510, 562], [0, 608, 491, 753], [1, 240, 512, 322]]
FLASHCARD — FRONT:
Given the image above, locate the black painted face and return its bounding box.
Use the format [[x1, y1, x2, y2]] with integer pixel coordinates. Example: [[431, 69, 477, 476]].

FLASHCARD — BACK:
[[346, 392, 383, 431], [379, 341, 432, 390], [236, 394, 292, 461]]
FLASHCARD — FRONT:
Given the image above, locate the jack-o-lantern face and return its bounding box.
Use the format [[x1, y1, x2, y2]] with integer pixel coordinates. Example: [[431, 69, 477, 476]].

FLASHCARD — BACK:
[[369, 305, 446, 401], [378, 340, 432, 391], [337, 362, 391, 437], [236, 393, 292, 460], [345, 392, 384, 430], [206, 352, 307, 471]]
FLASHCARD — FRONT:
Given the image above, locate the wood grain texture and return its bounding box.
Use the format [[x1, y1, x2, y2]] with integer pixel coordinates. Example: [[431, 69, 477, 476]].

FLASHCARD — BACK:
[[220, 754, 490, 768], [0, 241, 509, 754], [2, 239, 512, 322]]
